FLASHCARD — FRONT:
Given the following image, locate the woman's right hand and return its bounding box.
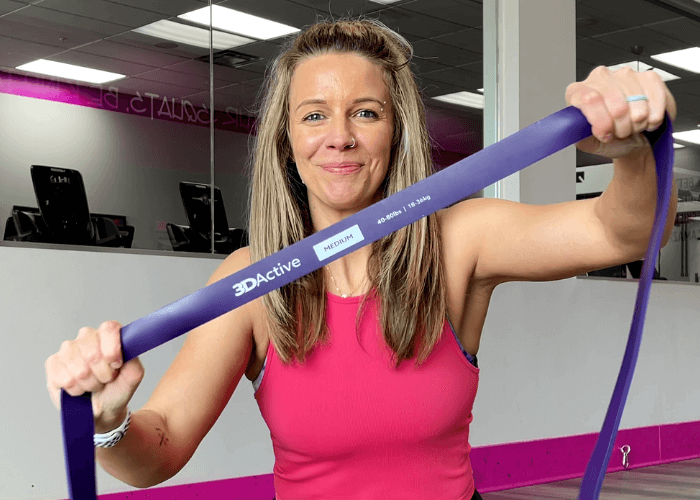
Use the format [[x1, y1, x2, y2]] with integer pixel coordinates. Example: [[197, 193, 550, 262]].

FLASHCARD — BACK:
[[45, 321, 145, 432]]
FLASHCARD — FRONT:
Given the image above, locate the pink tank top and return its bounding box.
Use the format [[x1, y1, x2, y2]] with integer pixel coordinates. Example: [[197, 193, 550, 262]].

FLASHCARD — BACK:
[[254, 292, 480, 500]]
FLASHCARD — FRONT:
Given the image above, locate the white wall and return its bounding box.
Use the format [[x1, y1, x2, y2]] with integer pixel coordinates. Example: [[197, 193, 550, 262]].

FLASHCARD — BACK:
[[2, 244, 699, 499], [0, 245, 273, 499], [482, 0, 576, 204], [473, 276, 700, 445], [0, 92, 252, 251]]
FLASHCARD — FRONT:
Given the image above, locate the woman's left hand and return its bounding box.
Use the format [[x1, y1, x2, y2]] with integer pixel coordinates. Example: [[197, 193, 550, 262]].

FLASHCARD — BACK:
[[565, 65, 677, 159]]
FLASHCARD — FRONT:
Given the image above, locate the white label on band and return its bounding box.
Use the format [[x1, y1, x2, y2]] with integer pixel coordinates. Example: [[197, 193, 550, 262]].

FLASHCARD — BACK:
[[313, 224, 364, 261]]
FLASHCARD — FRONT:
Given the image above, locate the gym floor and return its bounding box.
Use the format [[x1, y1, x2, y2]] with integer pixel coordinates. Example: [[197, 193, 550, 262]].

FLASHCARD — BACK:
[[481, 458, 700, 499]]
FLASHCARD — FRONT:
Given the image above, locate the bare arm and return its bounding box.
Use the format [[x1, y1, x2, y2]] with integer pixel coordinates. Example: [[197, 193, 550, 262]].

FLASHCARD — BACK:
[[443, 170, 676, 287], [442, 65, 677, 287], [95, 247, 256, 487], [595, 146, 677, 257]]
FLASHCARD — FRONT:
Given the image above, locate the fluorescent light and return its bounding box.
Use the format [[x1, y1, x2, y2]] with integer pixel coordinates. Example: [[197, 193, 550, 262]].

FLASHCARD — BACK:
[[674, 143, 686, 149], [134, 19, 253, 50], [651, 47, 700, 73], [369, 0, 403, 4], [432, 91, 484, 109], [477, 88, 484, 93], [673, 130, 700, 144], [179, 6, 299, 41], [16, 59, 125, 84], [607, 61, 679, 82]]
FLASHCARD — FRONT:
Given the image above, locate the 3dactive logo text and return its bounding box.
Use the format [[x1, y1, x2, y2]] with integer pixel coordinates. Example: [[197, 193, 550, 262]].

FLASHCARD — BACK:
[[232, 258, 302, 296]]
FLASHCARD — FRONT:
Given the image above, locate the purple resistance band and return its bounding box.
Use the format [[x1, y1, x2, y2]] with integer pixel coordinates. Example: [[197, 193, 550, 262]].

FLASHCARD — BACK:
[[60, 106, 673, 500]]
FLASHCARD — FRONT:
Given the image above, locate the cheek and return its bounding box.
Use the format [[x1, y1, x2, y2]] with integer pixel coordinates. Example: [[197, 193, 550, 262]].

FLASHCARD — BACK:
[[291, 126, 324, 156], [372, 131, 394, 164]]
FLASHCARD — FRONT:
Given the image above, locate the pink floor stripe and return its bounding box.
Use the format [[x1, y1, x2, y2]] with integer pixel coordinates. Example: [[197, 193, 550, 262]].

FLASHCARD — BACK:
[[659, 420, 700, 462], [65, 420, 700, 499], [94, 473, 275, 500], [473, 419, 700, 493]]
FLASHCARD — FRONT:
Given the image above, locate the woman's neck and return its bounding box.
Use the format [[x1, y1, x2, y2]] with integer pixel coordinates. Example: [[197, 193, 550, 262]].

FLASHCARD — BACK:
[[307, 199, 378, 297], [323, 247, 372, 298]]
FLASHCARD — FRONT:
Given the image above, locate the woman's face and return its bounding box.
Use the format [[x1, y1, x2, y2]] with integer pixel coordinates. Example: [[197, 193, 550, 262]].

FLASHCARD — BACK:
[[288, 52, 394, 219]]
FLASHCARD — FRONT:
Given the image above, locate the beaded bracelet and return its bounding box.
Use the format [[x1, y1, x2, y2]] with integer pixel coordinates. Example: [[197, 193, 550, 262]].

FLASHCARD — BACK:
[[93, 409, 131, 448]]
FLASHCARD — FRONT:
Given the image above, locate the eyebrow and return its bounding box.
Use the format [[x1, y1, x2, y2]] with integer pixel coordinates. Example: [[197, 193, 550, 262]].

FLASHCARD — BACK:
[[295, 97, 386, 111]]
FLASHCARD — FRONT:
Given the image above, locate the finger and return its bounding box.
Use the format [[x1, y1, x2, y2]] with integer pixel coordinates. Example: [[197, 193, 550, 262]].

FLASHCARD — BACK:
[[120, 357, 145, 390], [567, 85, 613, 143], [665, 85, 677, 122], [76, 327, 115, 385], [63, 336, 105, 393], [611, 67, 650, 136], [48, 385, 61, 410], [46, 353, 82, 399], [98, 321, 123, 369], [638, 70, 669, 131], [593, 68, 635, 140]]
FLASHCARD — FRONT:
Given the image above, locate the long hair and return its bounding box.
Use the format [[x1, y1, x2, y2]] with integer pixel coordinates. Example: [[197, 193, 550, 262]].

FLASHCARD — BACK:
[[248, 18, 446, 368]]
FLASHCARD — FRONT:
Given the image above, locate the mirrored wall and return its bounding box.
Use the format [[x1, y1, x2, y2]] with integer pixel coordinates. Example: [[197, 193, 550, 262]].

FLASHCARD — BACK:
[[575, 0, 700, 282], [0, 0, 485, 255]]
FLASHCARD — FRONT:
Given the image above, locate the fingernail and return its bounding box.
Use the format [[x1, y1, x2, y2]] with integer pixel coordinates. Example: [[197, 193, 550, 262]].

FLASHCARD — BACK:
[[111, 361, 122, 369]]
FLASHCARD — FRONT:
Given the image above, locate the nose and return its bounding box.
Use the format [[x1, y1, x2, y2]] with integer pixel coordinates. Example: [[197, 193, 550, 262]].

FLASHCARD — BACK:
[[325, 118, 355, 151]]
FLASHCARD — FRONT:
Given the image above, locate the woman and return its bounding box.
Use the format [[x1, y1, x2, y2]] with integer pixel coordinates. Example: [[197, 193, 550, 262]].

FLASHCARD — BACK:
[[45, 19, 677, 500]]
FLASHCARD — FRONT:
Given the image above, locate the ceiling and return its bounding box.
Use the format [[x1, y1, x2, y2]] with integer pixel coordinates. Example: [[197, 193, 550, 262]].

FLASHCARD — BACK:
[[0, 0, 699, 164]]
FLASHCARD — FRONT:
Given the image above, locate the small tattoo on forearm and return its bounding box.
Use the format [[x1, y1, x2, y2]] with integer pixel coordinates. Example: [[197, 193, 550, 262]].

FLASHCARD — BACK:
[[155, 427, 169, 447]]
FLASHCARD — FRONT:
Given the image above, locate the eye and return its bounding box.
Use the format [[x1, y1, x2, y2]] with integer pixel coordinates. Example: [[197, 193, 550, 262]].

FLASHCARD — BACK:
[[303, 112, 324, 122], [355, 109, 378, 119]]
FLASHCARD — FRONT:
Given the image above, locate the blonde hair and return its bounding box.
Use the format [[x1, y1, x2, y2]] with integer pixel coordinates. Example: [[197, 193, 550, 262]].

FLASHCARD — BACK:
[[249, 18, 446, 368]]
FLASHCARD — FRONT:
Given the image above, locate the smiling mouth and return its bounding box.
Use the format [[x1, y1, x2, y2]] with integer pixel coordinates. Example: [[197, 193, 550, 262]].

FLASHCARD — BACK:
[[321, 163, 362, 174]]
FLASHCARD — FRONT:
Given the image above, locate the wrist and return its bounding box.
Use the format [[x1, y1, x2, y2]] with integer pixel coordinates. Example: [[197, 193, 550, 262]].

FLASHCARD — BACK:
[[615, 137, 653, 163], [95, 406, 129, 434], [94, 408, 131, 448]]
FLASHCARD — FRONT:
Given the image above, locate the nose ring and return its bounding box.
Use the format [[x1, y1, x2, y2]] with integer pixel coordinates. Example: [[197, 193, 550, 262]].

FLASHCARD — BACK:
[[349, 137, 356, 149]]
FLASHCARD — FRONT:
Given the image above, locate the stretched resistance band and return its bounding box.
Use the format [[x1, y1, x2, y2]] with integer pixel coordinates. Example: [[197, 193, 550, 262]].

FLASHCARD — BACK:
[[61, 106, 673, 500]]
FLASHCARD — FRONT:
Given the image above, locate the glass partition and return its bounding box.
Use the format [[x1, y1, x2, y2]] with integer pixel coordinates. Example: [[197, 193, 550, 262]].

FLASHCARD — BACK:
[[663, 165, 700, 282], [1, 0, 484, 255], [212, 39, 270, 257], [0, 1, 215, 252], [575, 0, 696, 282]]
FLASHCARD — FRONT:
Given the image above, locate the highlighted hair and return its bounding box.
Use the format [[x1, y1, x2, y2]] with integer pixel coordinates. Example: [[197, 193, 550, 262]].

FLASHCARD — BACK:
[[248, 18, 446, 368]]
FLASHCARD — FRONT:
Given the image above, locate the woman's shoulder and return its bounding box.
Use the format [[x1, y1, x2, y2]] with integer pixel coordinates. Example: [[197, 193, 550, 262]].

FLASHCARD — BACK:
[[438, 198, 503, 287], [206, 246, 266, 320], [208, 246, 252, 285], [438, 197, 498, 241]]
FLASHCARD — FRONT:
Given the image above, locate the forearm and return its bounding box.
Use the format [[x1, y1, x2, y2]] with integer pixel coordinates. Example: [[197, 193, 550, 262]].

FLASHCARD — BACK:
[[96, 408, 184, 488], [594, 145, 677, 258]]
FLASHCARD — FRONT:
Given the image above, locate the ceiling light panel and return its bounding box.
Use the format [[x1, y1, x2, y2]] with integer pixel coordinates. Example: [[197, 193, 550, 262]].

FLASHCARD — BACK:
[[178, 6, 299, 40], [651, 47, 700, 73], [607, 61, 680, 81], [432, 91, 484, 109], [16, 59, 125, 84], [673, 130, 700, 144], [133, 20, 254, 50]]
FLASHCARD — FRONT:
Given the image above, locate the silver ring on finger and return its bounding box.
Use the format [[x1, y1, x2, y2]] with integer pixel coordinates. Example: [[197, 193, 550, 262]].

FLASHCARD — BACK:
[[626, 95, 648, 103]]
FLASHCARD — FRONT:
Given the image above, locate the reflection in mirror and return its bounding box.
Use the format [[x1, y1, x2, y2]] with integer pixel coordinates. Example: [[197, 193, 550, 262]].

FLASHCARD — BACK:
[[165, 181, 248, 255], [574, 0, 700, 282], [0, 2, 238, 252], [0, 0, 484, 255]]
